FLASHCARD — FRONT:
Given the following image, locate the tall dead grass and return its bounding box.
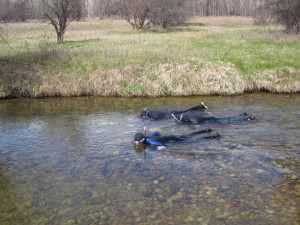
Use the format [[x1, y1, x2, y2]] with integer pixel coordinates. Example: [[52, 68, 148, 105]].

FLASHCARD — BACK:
[[1, 59, 299, 98], [190, 16, 254, 25], [253, 67, 300, 93], [0, 60, 44, 98]]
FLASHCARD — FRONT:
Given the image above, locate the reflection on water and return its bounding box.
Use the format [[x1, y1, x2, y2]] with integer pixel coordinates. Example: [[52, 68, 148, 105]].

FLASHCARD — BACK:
[[0, 93, 299, 225]]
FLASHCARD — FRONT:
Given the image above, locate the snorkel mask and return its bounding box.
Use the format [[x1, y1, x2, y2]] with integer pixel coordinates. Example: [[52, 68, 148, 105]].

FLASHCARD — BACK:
[[133, 133, 145, 145], [133, 127, 147, 145], [140, 108, 149, 118]]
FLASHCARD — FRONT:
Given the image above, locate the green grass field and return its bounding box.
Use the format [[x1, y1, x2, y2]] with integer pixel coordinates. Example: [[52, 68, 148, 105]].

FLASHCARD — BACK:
[[0, 17, 299, 98]]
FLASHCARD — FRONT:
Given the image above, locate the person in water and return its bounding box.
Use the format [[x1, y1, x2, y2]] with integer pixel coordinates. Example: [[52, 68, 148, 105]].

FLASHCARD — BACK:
[[171, 111, 256, 124], [140, 103, 208, 119], [133, 128, 220, 147]]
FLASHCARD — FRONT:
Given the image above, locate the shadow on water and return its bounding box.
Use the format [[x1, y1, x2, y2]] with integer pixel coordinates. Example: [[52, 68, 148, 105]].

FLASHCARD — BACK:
[[0, 93, 299, 224]]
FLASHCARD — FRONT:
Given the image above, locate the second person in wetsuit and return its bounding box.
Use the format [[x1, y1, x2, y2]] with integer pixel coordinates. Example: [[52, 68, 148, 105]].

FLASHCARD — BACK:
[[133, 128, 220, 147]]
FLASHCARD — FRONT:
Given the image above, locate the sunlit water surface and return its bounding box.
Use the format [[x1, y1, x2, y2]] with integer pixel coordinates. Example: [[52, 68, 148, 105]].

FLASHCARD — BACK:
[[0, 93, 299, 225]]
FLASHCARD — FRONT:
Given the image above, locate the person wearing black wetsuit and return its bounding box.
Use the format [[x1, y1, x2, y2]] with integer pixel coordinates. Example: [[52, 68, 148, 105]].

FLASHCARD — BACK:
[[140, 103, 207, 119], [133, 128, 220, 147], [172, 112, 256, 124]]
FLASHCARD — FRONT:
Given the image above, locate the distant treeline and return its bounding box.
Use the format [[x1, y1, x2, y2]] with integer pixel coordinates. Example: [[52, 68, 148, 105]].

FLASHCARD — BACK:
[[0, 0, 265, 22], [91, 0, 265, 18], [1, 0, 299, 35]]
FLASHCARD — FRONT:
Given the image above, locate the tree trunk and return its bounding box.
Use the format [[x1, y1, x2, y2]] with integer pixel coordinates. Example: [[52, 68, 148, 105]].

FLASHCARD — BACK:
[[223, 0, 228, 15], [205, 0, 210, 16], [57, 31, 64, 44], [162, 21, 167, 29]]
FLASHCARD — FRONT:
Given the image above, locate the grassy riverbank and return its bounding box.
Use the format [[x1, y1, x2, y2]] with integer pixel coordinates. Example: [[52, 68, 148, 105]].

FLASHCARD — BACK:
[[1, 17, 299, 98]]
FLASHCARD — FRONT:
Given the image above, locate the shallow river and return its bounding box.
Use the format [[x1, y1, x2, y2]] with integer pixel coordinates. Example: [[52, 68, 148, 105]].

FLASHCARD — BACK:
[[0, 93, 299, 225]]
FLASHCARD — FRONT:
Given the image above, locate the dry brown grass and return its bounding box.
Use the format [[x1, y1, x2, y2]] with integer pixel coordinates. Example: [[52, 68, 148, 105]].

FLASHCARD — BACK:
[[253, 67, 300, 93], [1, 59, 299, 98], [0, 60, 45, 98], [190, 16, 254, 25]]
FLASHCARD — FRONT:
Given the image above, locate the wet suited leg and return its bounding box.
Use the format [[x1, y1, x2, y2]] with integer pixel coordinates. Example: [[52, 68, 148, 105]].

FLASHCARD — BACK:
[[179, 128, 212, 139]]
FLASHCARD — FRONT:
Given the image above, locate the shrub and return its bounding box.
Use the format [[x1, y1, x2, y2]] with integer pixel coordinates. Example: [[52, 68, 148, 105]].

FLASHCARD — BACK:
[[113, 0, 151, 29], [253, 4, 272, 25], [264, 0, 300, 34], [148, 0, 191, 29], [113, 0, 191, 29]]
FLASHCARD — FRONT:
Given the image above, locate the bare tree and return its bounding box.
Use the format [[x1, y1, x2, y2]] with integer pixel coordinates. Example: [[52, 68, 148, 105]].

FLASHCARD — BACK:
[[14, 0, 31, 21], [148, 0, 191, 29], [42, 0, 84, 43], [113, 0, 151, 29], [0, 0, 14, 22], [113, 0, 191, 29], [253, 0, 271, 24], [99, 0, 108, 18], [188, 0, 264, 17], [265, 0, 300, 34], [0, 0, 34, 22]]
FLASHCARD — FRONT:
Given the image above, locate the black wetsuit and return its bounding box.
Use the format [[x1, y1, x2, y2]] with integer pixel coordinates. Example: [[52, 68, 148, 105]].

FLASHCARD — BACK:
[[140, 103, 207, 119], [134, 128, 220, 147], [172, 112, 256, 124]]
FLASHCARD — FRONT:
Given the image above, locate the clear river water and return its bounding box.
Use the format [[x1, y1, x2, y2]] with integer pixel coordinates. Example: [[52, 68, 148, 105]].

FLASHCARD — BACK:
[[0, 93, 299, 225]]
